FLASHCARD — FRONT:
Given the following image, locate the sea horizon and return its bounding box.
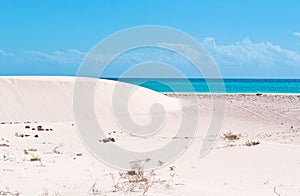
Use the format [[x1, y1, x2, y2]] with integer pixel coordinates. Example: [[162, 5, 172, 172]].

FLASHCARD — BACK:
[[1, 75, 299, 93], [103, 77, 300, 94]]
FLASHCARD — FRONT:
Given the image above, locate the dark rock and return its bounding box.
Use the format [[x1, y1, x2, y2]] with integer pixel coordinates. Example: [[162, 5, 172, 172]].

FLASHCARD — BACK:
[[100, 137, 116, 143]]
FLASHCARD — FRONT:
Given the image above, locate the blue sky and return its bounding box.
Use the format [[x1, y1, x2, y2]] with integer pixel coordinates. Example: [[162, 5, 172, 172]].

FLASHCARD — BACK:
[[0, 0, 300, 78]]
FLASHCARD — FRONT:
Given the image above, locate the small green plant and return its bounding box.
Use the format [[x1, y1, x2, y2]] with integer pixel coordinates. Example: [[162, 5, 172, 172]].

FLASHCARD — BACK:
[[169, 166, 176, 171], [30, 157, 41, 162], [15, 132, 24, 138], [28, 148, 37, 152], [1, 138, 9, 143], [245, 140, 260, 146], [158, 160, 164, 166], [3, 155, 8, 161], [76, 153, 83, 156], [145, 157, 151, 163], [24, 149, 29, 155]]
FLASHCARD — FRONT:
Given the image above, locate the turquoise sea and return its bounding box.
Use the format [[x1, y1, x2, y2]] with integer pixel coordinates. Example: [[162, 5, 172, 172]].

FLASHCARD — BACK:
[[105, 78, 300, 94]]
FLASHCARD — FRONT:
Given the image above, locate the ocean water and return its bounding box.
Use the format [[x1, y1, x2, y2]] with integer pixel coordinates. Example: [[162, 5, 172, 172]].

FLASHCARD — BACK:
[[105, 78, 300, 94]]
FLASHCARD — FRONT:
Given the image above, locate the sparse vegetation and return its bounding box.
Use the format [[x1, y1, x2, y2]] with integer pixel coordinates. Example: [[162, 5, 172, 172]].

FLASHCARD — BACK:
[[76, 153, 83, 156], [2, 155, 8, 161], [39, 189, 62, 196], [158, 160, 164, 166], [1, 138, 9, 143], [52, 146, 61, 154], [169, 166, 175, 171], [24, 148, 37, 155], [39, 189, 49, 196], [223, 132, 240, 141], [88, 180, 102, 195], [110, 159, 176, 195], [28, 148, 38, 152], [0, 187, 20, 196], [245, 140, 260, 146], [30, 157, 41, 162], [111, 160, 155, 194], [15, 132, 24, 138]]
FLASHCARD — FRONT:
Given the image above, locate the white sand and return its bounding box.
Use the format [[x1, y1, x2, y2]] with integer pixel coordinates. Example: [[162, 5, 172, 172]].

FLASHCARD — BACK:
[[0, 76, 299, 195]]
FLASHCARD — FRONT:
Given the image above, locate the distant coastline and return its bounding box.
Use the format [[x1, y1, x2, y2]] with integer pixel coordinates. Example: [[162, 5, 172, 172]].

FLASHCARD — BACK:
[[103, 78, 300, 94]]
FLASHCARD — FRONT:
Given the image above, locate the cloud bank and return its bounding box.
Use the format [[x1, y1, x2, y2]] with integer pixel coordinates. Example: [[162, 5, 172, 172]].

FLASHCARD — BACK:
[[0, 37, 300, 78], [202, 37, 300, 67]]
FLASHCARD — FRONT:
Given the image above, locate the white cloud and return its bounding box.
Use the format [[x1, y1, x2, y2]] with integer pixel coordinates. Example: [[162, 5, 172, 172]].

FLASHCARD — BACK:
[[0, 50, 20, 66], [0, 50, 16, 57], [202, 37, 300, 67], [22, 49, 86, 65], [293, 32, 300, 37], [156, 42, 201, 62]]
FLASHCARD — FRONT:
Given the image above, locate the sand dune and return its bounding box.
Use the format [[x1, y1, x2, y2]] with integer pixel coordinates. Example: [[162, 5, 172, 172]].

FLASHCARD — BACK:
[[0, 76, 180, 122]]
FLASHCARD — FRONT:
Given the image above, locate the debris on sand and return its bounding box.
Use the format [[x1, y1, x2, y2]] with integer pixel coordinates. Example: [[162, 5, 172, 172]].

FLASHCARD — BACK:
[[99, 137, 116, 143]]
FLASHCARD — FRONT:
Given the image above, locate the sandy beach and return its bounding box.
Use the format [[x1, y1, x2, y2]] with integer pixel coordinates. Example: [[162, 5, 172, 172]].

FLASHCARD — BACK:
[[0, 77, 300, 195]]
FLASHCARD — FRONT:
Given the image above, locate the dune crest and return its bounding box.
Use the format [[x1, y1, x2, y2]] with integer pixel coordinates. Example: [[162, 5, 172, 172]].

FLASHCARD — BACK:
[[0, 76, 180, 122]]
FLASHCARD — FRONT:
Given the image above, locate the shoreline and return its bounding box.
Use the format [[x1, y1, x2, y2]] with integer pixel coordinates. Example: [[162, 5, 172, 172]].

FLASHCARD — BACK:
[[164, 92, 300, 95]]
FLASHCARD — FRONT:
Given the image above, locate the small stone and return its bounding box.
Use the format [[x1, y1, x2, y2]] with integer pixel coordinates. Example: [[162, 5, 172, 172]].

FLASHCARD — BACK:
[[101, 137, 115, 143]]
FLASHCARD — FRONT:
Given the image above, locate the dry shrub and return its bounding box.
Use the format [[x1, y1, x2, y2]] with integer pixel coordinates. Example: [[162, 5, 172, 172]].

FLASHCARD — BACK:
[[88, 180, 102, 195], [0, 187, 20, 196], [245, 140, 260, 146], [110, 159, 172, 195], [223, 132, 240, 141]]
